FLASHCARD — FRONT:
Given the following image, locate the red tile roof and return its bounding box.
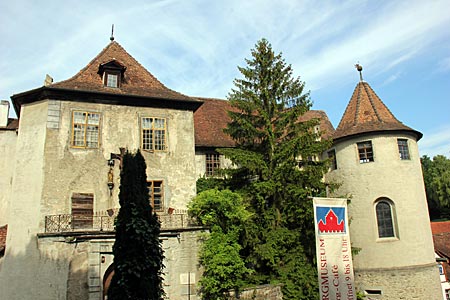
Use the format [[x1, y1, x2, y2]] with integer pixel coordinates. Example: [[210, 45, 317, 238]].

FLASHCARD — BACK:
[[11, 41, 202, 117], [333, 81, 421, 141], [194, 98, 334, 148], [50, 41, 196, 102], [194, 98, 236, 148], [431, 221, 450, 259], [431, 221, 450, 235]]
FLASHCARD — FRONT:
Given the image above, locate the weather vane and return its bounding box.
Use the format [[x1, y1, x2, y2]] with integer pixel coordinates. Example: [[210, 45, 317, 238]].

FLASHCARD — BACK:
[[355, 63, 363, 82], [110, 24, 115, 41]]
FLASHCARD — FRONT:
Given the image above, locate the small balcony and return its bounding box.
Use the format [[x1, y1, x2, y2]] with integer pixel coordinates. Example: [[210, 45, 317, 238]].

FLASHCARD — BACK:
[[44, 209, 197, 234]]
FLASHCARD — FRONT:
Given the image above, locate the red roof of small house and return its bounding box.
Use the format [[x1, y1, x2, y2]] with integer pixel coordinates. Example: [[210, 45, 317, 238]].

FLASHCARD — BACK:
[[431, 221, 450, 276], [431, 221, 450, 259], [193, 98, 334, 148], [431, 221, 450, 235], [333, 81, 421, 141]]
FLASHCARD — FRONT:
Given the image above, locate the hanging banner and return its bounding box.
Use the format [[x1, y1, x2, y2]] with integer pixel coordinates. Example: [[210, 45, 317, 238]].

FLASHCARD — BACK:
[[313, 197, 356, 300]]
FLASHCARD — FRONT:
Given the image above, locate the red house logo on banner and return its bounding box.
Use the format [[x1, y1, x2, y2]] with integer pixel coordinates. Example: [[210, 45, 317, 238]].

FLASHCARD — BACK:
[[318, 209, 345, 233]]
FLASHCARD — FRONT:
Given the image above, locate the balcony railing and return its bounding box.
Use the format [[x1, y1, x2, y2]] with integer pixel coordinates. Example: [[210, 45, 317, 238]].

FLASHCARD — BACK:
[[44, 212, 197, 233]]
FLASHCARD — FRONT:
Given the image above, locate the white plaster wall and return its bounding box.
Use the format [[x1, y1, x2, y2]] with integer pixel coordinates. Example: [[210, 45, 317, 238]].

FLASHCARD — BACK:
[[0, 101, 54, 298], [0, 130, 17, 225], [326, 132, 436, 270]]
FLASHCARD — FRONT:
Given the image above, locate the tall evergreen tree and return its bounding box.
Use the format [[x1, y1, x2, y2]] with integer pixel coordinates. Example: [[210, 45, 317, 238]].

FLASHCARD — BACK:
[[220, 39, 331, 299], [108, 150, 164, 300]]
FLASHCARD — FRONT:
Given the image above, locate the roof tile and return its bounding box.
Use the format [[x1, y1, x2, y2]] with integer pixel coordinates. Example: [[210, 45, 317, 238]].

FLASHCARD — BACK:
[[194, 98, 334, 148], [333, 81, 421, 141], [50, 41, 194, 102]]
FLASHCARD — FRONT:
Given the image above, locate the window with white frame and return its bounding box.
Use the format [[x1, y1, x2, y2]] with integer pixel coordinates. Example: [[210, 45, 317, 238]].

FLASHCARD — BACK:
[[105, 72, 119, 88], [71, 111, 100, 148], [357, 141, 374, 163], [141, 117, 166, 151], [397, 139, 410, 160], [375, 199, 396, 238]]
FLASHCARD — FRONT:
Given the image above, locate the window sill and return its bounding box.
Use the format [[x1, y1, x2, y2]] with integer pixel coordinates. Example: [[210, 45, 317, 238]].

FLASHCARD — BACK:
[[376, 236, 399, 243]]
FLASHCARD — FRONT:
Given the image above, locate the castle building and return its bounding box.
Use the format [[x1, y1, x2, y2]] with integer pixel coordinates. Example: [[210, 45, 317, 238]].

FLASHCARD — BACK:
[[326, 70, 442, 299], [0, 40, 442, 299]]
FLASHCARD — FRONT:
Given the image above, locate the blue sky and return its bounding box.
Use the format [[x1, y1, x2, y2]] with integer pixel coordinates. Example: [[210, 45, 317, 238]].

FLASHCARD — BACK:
[[1, 0, 449, 157]]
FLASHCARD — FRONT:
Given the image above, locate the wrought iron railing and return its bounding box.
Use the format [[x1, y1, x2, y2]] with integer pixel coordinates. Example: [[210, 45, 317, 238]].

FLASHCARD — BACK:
[[44, 212, 197, 233]]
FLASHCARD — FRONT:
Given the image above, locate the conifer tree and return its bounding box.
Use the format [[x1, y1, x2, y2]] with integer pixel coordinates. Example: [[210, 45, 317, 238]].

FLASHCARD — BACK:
[[220, 39, 331, 299], [108, 150, 164, 300]]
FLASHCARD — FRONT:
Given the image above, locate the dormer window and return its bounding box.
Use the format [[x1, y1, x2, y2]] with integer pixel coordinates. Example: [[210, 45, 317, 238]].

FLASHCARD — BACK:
[[105, 72, 119, 88], [98, 59, 126, 88]]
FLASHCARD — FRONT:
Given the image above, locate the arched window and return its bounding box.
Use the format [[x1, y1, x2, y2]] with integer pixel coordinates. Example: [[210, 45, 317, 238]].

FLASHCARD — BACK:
[[375, 199, 396, 238]]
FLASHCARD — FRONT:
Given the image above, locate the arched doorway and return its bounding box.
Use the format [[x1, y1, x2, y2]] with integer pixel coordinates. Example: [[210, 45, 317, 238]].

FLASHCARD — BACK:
[[103, 263, 115, 300]]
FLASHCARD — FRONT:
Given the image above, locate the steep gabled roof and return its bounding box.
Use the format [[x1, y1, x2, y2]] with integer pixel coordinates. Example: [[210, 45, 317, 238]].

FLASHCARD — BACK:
[[11, 41, 202, 116], [333, 81, 421, 141], [193, 98, 334, 148], [50, 41, 193, 101]]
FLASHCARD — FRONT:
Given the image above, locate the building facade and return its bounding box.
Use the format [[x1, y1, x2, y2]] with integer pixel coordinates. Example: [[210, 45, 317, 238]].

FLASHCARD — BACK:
[[0, 40, 442, 299]]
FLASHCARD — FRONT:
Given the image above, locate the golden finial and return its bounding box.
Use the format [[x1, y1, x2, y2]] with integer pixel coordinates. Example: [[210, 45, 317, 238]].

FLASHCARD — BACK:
[[355, 63, 363, 82]]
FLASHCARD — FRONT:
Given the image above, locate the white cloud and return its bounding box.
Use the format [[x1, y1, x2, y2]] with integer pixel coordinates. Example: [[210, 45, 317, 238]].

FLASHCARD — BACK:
[[419, 125, 450, 158]]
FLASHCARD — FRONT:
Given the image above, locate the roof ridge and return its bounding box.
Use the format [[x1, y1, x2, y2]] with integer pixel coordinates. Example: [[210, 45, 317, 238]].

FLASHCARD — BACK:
[[362, 82, 382, 122], [364, 82, 401, 124]]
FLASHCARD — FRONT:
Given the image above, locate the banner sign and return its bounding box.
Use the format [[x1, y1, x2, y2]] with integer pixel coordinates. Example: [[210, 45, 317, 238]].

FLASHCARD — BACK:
[[313, 197, 356, 300]]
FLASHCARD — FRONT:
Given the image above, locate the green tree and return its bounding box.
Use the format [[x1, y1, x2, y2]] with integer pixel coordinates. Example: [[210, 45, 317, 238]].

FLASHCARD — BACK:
[[421, 155, 450, 220], [218, 39, 331, 299], [108, 150, 164, 300], [188, 189, 252, 299]]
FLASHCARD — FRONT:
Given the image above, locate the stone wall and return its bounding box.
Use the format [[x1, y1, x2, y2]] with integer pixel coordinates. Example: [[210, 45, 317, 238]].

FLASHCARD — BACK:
[[229, 284, 283, 300], [354, 264, 442, 299]]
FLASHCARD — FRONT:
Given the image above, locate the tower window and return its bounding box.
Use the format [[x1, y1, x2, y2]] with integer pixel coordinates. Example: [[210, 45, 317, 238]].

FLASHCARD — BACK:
[[357, 141, 374, 163], [375, 200, 396, 238], [397, 139, 410, 160]]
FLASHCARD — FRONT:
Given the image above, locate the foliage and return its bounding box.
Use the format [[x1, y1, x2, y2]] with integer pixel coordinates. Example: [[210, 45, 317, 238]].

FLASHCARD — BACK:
[[198, 229, 252, 300], [207, 39, 332, 299], [108, 150, 164, 300], [421, 155, 450, 220], [196, 176, 228, 194], [189, 189, 252, 299], [188, 189, 252, 232]]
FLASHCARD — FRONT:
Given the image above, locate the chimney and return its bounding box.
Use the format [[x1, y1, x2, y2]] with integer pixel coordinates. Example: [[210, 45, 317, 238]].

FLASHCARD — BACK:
[[44, 74, 53, 86], [0, 100, 10, 127]]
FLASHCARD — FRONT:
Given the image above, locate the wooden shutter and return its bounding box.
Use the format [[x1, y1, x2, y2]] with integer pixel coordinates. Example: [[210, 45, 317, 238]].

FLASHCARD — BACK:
[[71, 193, 94, 229]]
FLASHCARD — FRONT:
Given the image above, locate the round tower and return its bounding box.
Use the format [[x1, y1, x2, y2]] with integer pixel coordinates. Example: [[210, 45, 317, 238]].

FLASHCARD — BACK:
[[326, 68, 442, 299]]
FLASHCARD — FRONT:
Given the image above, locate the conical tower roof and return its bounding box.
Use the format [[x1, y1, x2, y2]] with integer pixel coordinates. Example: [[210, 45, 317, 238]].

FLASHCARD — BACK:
[[333, 80, 422, 141]]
